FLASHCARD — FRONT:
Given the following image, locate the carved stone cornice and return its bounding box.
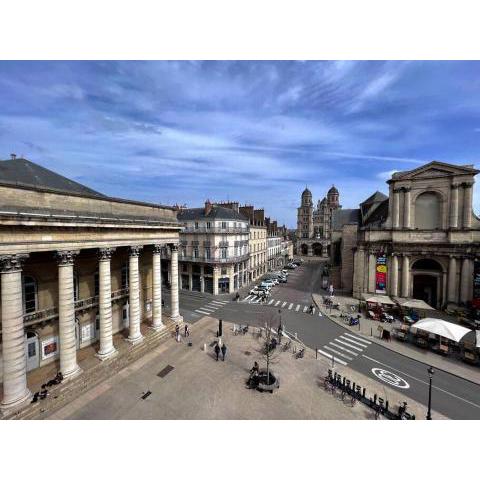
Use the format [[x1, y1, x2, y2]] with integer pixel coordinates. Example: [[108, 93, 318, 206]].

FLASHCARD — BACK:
[[56, 250, 79, 266], [129, 245, 143, 257], [0, 254, 29, 273], [98, 247, 116, 261]]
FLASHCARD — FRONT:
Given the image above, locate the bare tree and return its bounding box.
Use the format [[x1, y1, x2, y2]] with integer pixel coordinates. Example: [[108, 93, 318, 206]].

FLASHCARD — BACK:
[[260, 308, 281, 385]]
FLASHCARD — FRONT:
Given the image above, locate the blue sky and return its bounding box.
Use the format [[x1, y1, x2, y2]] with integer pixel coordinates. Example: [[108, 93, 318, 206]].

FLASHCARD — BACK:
[[1, 60, 479, 227]]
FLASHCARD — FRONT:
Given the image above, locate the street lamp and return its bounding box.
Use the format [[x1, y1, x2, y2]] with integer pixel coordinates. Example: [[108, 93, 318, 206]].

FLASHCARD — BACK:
[[426, 366, 434, 420]]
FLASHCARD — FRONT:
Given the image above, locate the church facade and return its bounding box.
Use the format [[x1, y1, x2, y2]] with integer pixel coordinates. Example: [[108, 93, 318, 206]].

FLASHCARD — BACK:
[[352, 161, 480, 309], [296, 186, 341, 257]]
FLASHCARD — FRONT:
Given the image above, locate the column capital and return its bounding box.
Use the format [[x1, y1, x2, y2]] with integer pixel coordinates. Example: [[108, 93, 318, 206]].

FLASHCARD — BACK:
[[393, 188, 402, 194], [129, 245, 143, 257], [402, 187, 411, 193], [98, 247, 115, 261], [0, 254, 29, 273], [153, 244, 163, 254], [56, 250, 79, 266], [451, 183, 461, 190], [170, 243, 179, 252], [462, 182, 474, 189]]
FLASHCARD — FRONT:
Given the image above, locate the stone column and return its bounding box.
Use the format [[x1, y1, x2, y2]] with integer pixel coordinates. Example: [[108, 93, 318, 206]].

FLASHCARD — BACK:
[[404, 188, 411, 229], [127, 245, 143, 344], [401, 255, 410, 298], [447, 255, 457, 304], [169, 244, 182, 322], [450, 184, 459, 229], [368, 253, 376, 293], [0, 254, 31, 411], [460, 257, 471, 304], [213, 266, 219, 295], [96, 247, 117, 360], [390, 254, 399, 297], [152, 244, 164, 331], [463, 183, 473, 229], [56, 250, 81, 379], [393, 189, 400, 228]]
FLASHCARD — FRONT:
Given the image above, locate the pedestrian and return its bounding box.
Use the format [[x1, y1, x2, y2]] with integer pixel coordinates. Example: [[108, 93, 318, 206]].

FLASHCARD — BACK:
[[236, 292, 240, 302], [329, 284, 334, 297], [214, 342, 220, 361], [175, 324, 180, 342], [221, 343, 227, 361], [184, 324, 189, 337], [277, 323, 283, 344]]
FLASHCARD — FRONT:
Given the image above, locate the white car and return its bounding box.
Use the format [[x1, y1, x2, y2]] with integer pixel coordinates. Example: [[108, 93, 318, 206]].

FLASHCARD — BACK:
[[261, 280, 276, 288]]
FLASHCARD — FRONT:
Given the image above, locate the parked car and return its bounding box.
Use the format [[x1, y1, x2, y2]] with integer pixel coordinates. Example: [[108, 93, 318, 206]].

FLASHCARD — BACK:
[[264, 277, 279, 285], [250, 286, 262, 296], [261, 280, 275, 288]]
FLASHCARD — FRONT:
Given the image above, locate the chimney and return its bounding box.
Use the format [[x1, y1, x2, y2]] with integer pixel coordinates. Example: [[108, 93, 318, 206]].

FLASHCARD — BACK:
[[10, 153, 16, 160], [205, 199, 213, 216]]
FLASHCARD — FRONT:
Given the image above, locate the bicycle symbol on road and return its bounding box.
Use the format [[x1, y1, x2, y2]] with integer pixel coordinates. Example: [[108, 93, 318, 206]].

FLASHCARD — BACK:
[[371, 368, 410, 389]]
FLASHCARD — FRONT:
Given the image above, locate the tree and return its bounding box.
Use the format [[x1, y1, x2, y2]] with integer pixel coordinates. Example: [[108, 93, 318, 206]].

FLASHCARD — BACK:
[[260, 308, 282, 386]]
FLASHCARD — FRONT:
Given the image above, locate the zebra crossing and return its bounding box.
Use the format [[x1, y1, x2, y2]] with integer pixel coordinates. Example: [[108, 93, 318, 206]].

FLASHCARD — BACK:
[[242, 295, 323, 316], [194, 299, 229, 316], [317, 332, 371, 366]]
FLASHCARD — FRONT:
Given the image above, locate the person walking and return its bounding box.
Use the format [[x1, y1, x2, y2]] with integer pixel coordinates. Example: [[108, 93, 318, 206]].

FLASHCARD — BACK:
[[184, 324, 189, 337], [175, 324, 180, 342], [277, 322, 283, 344], [214, 343, 220, 361], [221, 343, 227, 361]]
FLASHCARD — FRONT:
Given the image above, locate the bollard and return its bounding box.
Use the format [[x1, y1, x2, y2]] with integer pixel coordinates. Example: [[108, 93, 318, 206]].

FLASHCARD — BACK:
[[373, 393, 377, 405], [370, 327, 373, 337], [343, 377, 346, 387], [203, 343, 207, 352], [385, 400, 389, 412], [295, 332, 298, 339], [362, 387, 366, 398], [316, 349, 318, 359], [352, 382, 356, 392]]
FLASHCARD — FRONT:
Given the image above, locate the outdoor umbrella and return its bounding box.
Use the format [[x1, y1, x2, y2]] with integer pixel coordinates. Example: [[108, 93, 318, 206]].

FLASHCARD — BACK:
[[411, 318, 472, 343]]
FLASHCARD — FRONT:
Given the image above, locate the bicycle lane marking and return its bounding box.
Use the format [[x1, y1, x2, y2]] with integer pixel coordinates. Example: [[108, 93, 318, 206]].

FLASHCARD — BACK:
[[362, 354, 480, 409]]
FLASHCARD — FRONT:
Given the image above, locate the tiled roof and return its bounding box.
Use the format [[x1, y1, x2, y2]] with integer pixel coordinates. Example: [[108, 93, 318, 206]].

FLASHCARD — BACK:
[[178, 206, 248, 221]]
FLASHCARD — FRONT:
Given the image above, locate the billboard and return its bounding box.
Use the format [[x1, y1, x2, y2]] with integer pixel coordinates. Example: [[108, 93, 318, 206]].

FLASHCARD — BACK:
[[473, 260, 480, 309], [375, 255, 387, 294]]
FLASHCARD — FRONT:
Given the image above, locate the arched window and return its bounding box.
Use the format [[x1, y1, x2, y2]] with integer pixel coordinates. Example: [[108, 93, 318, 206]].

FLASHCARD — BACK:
[[23, 275, 37, 313], [121, 264, 129, 289], [415, 192, 441, 229]]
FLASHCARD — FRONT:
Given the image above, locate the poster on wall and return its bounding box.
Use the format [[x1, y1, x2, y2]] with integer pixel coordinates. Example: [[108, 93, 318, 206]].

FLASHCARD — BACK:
[[473, 260, 480, 309], [41, 336, 58, 360], [375, 255, 387, 294]]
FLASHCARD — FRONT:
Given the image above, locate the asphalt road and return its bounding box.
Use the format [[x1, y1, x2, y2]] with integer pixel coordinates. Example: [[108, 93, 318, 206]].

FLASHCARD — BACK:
[[169, 261, 480, 419]]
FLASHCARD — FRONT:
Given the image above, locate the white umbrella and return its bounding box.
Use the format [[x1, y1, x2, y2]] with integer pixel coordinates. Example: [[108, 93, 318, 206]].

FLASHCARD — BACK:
[[395, 297, 435, 310], [361, 293, 395, 305], [477, 330, 480, 348], [412, 318, 472, 343]]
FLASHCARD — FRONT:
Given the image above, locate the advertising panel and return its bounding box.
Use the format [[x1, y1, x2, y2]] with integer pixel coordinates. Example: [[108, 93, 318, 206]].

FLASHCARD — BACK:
[[375, 255, 387, 294]]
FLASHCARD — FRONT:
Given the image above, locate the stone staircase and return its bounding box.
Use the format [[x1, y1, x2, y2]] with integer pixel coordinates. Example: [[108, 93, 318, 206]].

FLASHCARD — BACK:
[[3, 321, 178, 420]]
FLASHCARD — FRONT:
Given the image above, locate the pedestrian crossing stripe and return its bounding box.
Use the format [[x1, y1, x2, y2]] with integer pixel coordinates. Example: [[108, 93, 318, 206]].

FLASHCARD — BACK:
[[211, 301, 226, 305], [336, 337, 364, 351], [312, 308, 315, 315], [268, 299, 274, 305], [275, 300, 281, 306], [243, 295, 253, 302], [281, 301, 287, 307], [200, 307, 217, 312], [316, 348, 347, 366], [295, 305, 300, 311], [303, 306, 308, 313], [288, 303, 293, 310], [329, 341, 358, 356], [344, 332, 371, 345], [324, 345, 353, 361], [195, 309, 213, 315], [338, 335, 367, 348]]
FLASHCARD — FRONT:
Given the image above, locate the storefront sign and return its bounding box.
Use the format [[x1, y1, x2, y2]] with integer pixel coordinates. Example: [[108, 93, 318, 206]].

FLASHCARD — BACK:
[[41, 336, 58, 360], [473, 260, 480, 309], [375, 255, 387, 294]]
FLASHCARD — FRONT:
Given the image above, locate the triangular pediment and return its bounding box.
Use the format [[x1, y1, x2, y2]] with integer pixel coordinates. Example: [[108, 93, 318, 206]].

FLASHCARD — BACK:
[[393, 161, 479, 181]]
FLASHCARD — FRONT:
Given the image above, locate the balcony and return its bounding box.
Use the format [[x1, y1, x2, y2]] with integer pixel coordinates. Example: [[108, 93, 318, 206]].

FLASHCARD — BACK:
[[179, 253, 250, 264], [182, 227, 249, 234], [21, 288, 130, 328]]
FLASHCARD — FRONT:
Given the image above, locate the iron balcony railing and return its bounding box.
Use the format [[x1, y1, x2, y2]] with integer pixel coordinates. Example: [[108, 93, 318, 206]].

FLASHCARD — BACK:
[[179, 253, 250, 264], [182, 227, 249, 234], [21, 288, 130, 328]]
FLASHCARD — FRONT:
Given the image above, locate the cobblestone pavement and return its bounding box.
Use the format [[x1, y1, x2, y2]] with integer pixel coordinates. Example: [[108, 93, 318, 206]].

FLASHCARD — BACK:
[[45, 317, 446, 420]]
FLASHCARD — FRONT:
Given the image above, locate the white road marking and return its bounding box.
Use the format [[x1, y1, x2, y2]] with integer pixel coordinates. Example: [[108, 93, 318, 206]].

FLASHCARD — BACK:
[[281, 302, 287, 308], [275, 300, 281, 306], [362, 354, 480, 409], [288, 303, 293, 310], [339, 335, 367, 348], [211, 300, 226, 305], [329, 342, 358, 356], [268, 299, 274, 305], [195, 309, 213, 315], [324, 345, 353, 361], [295, 305, 301, 312], [312, 308, 315, 315], [335, 338, 364, 351], [200, 307, 217, 312], [371, 367, 410, 389], [303, 306, 308, 313], [251, 298, 261, 304], [344, 332, 371, 345], [318, 312, 322, 317], [316, 348, 347, 366], [243, 296, 252, 302]]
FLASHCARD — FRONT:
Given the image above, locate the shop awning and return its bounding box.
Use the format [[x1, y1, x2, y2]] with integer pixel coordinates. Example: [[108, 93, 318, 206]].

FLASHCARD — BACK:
[[395, 297, 435, 310], [411, 318, 472, 343], [477, 330, 480, 348], [361, 293, 395, 305]]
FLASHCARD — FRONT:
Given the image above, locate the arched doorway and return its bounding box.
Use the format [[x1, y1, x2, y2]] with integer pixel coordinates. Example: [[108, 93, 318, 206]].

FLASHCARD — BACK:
[[312, 243, 322, 256], [412, 259, 443, 308], [300, 244, 308, 255]]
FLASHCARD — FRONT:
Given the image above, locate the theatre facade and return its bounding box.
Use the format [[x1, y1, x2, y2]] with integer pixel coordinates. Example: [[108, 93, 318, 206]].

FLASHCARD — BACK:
[[0, 156, 182, 412], [352, 161, 480, 309]]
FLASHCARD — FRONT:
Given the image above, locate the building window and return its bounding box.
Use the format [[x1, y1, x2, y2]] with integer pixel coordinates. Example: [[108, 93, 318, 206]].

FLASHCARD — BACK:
[[206, 221, 211, 230], [121, 264, 129, 289], [415, 191, 441, 230], [221, 221, 227, 230], [221, 247, 227, 259], [221, 268, 227, 275], [195, 221, 199, 230], [23, 275, 37, 314], [94, 272, 99, 297], [193, 246, 199, 258], [205, 247, 211, 259], [73, 273, 79, 302], [182, 246, 187, 257]]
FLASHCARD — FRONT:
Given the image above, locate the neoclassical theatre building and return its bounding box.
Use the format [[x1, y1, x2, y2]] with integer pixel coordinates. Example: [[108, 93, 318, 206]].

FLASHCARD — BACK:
[[296, 186, 341, 257], [0, 156, 182, 412], [352, 161, 480, 309]]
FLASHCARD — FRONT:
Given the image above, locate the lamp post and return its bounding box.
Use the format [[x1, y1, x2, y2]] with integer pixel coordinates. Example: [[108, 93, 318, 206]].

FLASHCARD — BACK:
[[426, 366, 434, 420]]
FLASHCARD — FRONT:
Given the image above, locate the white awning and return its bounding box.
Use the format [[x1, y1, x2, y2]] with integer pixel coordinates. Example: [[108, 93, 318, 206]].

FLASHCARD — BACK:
[[477, 330, 480, 348], [395, 297, 435, 310], [411, 318, 472, 343], [361, 293, 395, 305]]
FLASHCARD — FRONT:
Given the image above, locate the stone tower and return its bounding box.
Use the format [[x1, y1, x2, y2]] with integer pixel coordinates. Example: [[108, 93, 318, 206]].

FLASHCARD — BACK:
[[297, 187, 314, 239]]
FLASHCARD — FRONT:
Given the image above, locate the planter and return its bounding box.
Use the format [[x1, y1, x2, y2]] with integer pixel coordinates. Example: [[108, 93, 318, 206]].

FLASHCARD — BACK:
[[256, 369, 280, 393]]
